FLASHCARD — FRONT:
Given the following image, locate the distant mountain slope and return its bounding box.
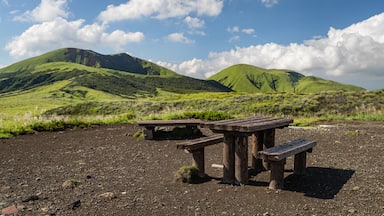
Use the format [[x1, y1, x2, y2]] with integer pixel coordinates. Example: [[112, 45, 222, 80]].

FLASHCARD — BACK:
[[208, 64, 364, 93], [0, 48, 176, 76], [0, 48, 230, 97]]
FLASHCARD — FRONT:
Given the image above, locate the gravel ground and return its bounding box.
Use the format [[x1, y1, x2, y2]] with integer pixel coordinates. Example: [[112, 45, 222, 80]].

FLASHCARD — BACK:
[[1, 121, 383, 215]]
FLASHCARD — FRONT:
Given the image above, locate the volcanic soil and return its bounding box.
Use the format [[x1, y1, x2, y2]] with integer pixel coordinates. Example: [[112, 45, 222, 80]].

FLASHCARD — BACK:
[[1, 121, 383, 215]]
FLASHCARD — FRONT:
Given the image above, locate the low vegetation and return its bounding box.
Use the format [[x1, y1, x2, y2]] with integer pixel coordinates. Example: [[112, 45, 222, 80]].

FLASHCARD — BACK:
[[175, 165, 200, 183], [1, 89, 383, 138]]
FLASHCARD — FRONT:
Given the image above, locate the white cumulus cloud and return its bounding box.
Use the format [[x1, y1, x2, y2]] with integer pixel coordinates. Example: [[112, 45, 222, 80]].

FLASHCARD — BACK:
[[261, 0, 279, 8], [5, 18, 144, 58], [167, 32, 194, 44], [184, 16, 205, 29], [14, 0, 69, 22], [159, 13, 384, 89], [98, 0, 224, 22], [242, 28, 255, 35]]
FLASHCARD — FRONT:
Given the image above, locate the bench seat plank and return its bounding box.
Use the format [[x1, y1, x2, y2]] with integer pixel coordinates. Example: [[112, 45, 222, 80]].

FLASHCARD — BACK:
[[259, 139, 316, 161], [177, 134, 224, 178], [177, 134, 223, 151]]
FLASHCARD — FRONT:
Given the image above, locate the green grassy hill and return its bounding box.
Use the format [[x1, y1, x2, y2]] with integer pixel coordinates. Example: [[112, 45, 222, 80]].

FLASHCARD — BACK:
[[0, 48, 230, 97], [209, 64, 364, 93]]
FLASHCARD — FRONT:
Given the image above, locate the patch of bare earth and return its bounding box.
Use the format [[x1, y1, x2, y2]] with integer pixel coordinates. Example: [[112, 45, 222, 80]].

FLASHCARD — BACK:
[[1, 121, 383, 215]]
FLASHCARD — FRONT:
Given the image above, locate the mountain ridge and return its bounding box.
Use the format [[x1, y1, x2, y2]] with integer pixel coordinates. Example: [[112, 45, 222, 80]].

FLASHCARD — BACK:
[[0, 48, 231, 97], [0, 48, 365, 97], [209, 64, 364, 93]]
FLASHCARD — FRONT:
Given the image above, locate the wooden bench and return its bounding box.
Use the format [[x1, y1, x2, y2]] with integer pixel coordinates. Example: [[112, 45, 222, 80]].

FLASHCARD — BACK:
[[137, 119, 203, 140], [258, 139, 316, 190], [177, 134, 224, 178]]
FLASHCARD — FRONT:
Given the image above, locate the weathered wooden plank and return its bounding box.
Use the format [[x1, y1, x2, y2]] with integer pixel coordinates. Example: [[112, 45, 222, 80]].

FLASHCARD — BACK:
[[201, 116, 262, 127], [176, 134, 223, 151], [137, 119, 202, 127], [201, 116, 293, 133], [238, 118, 293, 132], [201, 116, 270, 131], [259, 139, 316, 161]]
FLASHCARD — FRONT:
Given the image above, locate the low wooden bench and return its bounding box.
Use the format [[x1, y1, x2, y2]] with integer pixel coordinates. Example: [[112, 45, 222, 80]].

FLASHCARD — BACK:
[[258, 139, 316, 190], [137, 119, 203, 140], [177, 134, 224, 178]]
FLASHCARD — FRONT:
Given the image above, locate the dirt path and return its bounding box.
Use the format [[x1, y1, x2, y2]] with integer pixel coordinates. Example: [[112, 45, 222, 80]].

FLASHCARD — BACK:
[[1, 121, 383, 215]]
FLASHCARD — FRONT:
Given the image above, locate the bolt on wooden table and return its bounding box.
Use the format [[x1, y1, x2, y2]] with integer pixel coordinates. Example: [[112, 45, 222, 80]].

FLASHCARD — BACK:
[[200, 116, 293, 185]]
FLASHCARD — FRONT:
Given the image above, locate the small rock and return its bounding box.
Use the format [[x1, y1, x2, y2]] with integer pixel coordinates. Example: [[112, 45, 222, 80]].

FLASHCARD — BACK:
[[62, 179, 81, 189], [22, 195, 39, 202], [1, 204, 18, 215], [69, 200, 81, 210], [348, 208, 357, 214], [99, 192, 116, 199], [352, 186, 360, 191]]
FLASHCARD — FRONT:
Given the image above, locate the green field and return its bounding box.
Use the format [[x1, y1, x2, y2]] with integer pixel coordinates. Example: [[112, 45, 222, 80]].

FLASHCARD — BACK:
[[1, 89, 383, 138]]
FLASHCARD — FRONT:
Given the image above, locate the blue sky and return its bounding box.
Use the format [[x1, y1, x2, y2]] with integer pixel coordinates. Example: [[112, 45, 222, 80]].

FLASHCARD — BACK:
[[1, 0, 383, 90]]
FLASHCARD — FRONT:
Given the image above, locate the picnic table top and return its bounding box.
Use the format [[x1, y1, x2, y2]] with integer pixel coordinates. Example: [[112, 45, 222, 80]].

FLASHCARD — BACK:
[[200, 116, 293, 133]]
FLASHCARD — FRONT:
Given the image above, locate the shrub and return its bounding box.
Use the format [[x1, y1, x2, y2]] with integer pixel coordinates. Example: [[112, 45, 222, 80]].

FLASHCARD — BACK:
[[175, 165, 199, 183]]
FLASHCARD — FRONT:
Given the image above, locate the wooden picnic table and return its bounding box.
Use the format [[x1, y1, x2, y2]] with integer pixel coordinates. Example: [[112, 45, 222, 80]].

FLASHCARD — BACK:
[[200, 116, 293, 184]]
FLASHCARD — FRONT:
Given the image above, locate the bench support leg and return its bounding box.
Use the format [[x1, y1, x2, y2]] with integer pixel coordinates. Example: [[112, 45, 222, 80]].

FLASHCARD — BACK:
[[269, 159, 285, 190], [294, 151, 307, 175], [191, 149, 205, 178], [143, 126, 155, 140]]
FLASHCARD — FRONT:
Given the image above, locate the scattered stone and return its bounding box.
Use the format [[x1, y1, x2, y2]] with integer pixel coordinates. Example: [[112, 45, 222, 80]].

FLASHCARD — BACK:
[[99, 192, 116, 199], [348, 208, 357, 214], [352, 186, 360, 191], [22, 195, 39, 202], [62, 179, 81, 189], [1, 204, 18, 215], [69, 200, 81, 210]]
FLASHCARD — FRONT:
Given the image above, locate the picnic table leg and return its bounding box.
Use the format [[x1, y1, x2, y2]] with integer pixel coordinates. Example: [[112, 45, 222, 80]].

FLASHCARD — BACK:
[[263, 129, 275, 170], [251, 131, 264, 173], [235, 134, 248, 185], [143, 126, 155, 140], [222, 134, 235, 184]]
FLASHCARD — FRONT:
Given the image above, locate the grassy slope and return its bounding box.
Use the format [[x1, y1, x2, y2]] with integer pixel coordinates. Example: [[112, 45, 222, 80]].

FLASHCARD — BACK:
[[0, 48, 230, 97], [209, 64, 364, 93]]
